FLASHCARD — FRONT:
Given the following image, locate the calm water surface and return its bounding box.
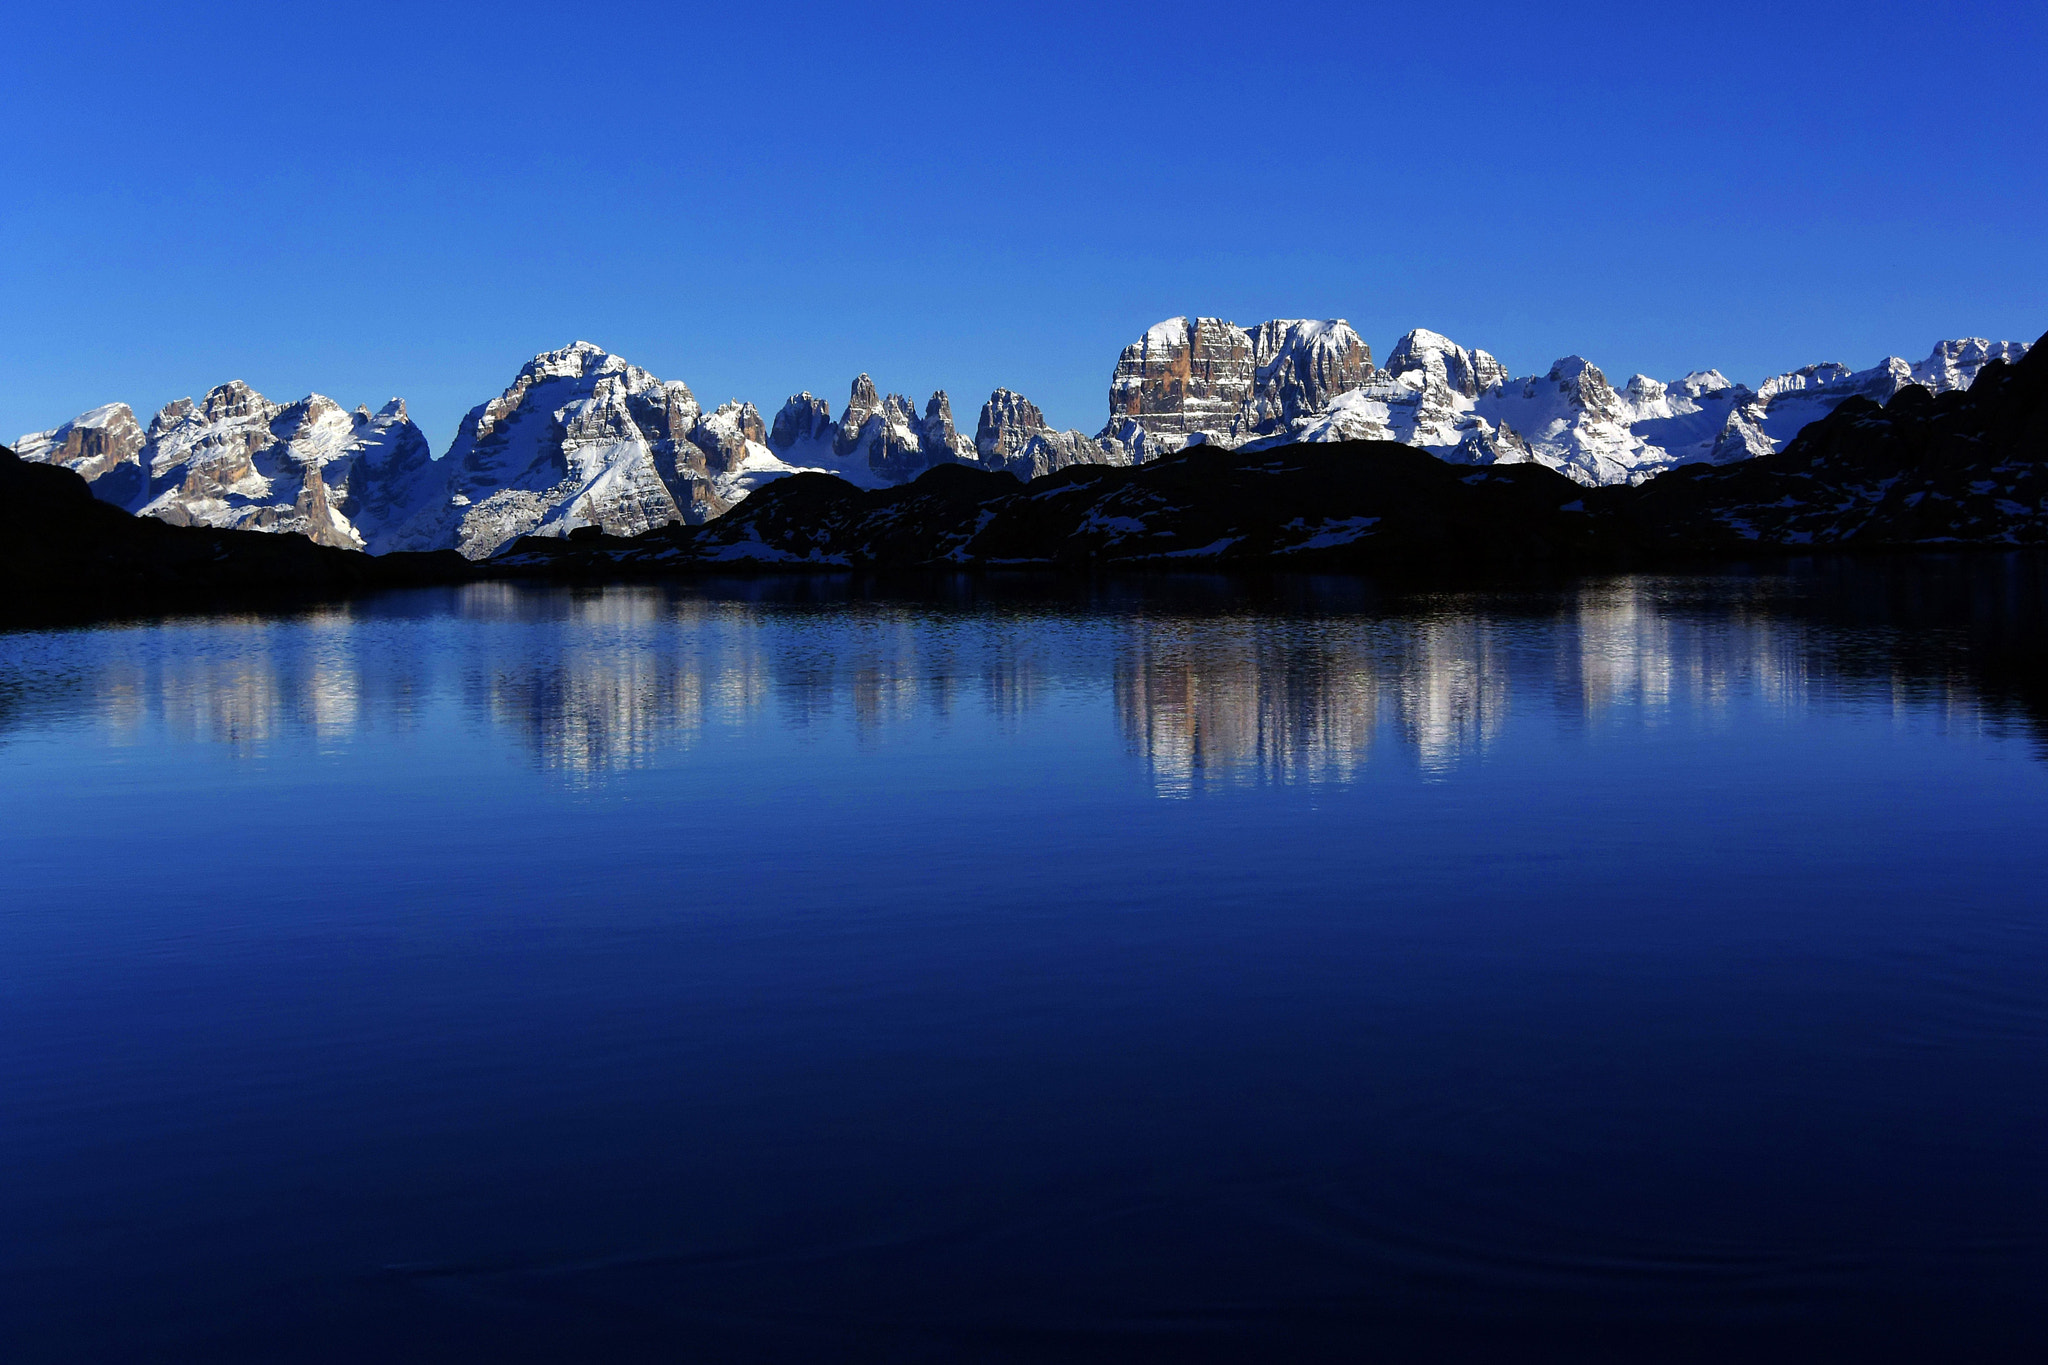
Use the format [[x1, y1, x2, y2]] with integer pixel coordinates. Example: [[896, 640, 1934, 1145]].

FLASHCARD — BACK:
[[4, 564, 2046, 1361]]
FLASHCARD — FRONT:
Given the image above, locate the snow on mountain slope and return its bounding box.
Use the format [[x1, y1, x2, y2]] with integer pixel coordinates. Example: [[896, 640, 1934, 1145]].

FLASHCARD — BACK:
[[766, 376, 982, 488], [14, 402, 148, 507], [17, 386, 439, 550], [14, 331, 2032, 556], [430, 342, 731, 559], [1104, 318, 2034, 487]]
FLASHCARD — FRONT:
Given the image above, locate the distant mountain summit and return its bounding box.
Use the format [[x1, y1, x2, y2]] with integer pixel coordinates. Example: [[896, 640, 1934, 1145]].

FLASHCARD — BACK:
[[15, 327, 2032, 557]]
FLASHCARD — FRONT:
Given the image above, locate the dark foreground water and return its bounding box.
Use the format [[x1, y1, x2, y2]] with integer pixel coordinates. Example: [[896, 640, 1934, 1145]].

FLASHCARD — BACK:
[[4, 561, 2047, 1362]]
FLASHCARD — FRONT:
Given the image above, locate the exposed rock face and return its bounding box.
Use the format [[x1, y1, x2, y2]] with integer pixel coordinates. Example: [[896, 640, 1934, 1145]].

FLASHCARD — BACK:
[[1234, 320, 1378, 438], [975, 388, 1130, 480], [1475, 356, 1664, 485], [1384, 329, 1502, 399], [770, 393, 834, 452], [919, 391, 976, 465], [13, 402, 147, 505], [1106, 317, 2035, 487], [1911, 338, 2028, 392], [1103, 316, 1378, 451], [975, 389, 1050, 466], [1106, 317, 1258, 440], [687, 400, 791, 508], [765, 375, 978, 486], [335, 400, 444, 554], [430, 341, 727, 558], [834, 374, 884, 456], [19, 387, 441, 551]]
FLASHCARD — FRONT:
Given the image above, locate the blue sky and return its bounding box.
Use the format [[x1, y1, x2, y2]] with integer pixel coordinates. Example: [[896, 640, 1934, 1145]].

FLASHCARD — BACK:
[[4, 1, 2044, 452]]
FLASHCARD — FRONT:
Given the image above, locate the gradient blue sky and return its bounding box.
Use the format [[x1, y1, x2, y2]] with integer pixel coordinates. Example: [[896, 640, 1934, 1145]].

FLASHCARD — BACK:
[[5, 1, 2044, 452]]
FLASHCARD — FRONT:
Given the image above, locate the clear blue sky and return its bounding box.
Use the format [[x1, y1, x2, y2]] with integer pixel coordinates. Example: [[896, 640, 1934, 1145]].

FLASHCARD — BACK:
[[5, 1, 2044, 452]]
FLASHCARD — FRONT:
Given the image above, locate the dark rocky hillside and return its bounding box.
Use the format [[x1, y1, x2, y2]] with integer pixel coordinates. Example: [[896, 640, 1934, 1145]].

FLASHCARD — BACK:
[[492, 441, 1608, 576], [0, 445, 465, 619]]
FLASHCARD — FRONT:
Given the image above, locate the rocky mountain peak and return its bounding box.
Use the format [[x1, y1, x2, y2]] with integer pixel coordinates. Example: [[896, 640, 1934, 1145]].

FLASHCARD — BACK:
[[1912, 338, 2028, 392], [1107, 316, 1257, 438], [1545, 356, 1619, 410], [977, 388, 1049, 462], [11, 401, 146, 497], [1672, 370, 1735, 400], [720, 399, 768, 446], [836, 374, 883, 456], [770, 393, 835, 452], [1757, 362, 1854, 402], [1385, 328, 1494, 399], [521, 340, 625, 384], [917, 391, 974, 463], [201, 380, 271, 424]]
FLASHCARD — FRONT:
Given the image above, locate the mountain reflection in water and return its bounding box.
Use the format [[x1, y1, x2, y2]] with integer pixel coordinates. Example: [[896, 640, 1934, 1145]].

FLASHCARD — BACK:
[[6, 557, 2042, 788], [4, 556, 2048, 1362]]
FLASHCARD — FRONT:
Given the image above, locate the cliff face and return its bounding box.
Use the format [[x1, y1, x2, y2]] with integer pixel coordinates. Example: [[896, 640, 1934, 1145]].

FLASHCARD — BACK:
[[1102, 317, 1376, 445]]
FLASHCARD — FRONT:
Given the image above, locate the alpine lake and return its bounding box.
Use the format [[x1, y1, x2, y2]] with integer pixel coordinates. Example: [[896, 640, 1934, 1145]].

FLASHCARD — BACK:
[[4, 557, 2046, 1362]]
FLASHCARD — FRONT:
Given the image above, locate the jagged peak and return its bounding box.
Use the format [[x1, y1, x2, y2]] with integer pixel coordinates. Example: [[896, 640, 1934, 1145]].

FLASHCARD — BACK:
[[1388, 327, 1462, 356], [516, 340, 632, 385], [200, 379, 270, 422], [1673, 370, 1734, 397]]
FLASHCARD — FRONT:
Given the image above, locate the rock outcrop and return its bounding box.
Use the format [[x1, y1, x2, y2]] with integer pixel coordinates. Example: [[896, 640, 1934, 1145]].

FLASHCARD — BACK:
[[419, 342, 824, 558], [1105, 317, 1259, 441], [769, 393, 835, 453], [1101, 316, 1378, 450]]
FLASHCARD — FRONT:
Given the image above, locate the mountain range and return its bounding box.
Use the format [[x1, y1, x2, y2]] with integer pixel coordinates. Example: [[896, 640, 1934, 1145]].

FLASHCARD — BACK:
[[14, 321, 2030, 559], [5, 324, 2043, 613]]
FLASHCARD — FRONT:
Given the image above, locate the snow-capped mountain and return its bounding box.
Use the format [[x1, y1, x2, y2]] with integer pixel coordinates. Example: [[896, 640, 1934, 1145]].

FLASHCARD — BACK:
[[13, 329, 2031, 556], [424, 341, 818, 559], [13, 401, 147, 505], [1111, 316, 2032, 486], [17, 384, 434, 549], [766, 376, 972, 486], [1101, 316, 1377, 446]]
